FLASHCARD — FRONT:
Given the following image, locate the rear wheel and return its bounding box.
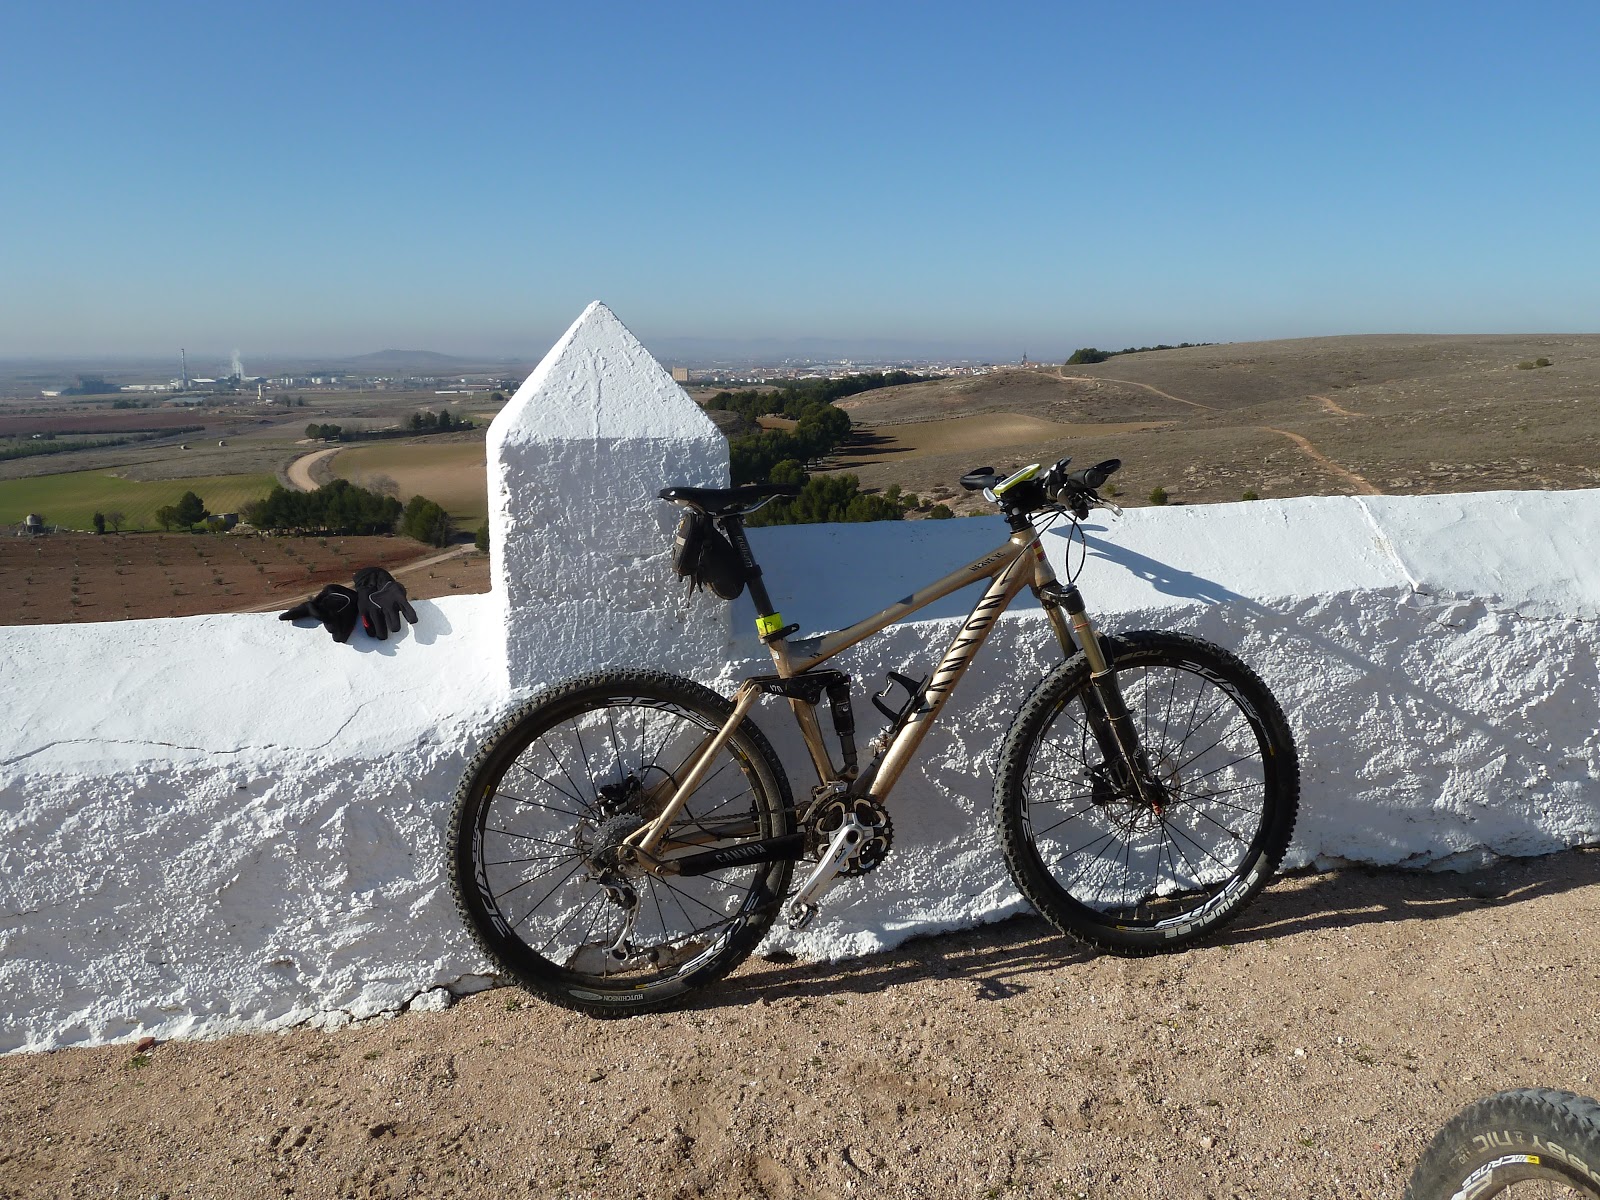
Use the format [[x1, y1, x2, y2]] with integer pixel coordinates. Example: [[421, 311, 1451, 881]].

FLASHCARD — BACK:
[[449, 670, 795, 1016], [995, 631, 1298, 954], [1406, 1089, 1600, 1199]]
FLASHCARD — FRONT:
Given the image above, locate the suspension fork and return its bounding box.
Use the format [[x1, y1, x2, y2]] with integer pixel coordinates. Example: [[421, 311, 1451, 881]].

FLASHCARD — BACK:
[[1039, 580, 1166, 809]]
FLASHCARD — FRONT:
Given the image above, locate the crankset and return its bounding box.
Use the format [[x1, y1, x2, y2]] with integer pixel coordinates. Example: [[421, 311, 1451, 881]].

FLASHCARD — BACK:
[[786, 798, 893, 929]]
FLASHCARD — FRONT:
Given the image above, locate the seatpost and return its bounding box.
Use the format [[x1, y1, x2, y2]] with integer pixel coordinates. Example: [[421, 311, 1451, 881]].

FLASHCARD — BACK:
[[721, 517, 779, 624]]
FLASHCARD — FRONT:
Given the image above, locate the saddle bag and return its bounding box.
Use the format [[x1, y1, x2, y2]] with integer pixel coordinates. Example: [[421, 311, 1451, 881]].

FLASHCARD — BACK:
[[672, 511, 747, 600]]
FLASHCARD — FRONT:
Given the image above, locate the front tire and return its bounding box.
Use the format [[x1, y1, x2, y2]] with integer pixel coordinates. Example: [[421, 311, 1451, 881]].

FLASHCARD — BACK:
[[1406, 1089, 1600, 1199], [995, 631, 1298, 954], [448, 670, 795, 1016]]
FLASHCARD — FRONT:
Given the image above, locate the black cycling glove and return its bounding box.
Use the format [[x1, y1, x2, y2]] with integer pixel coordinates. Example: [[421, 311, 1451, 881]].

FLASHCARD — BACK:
[[279, 584, 361, 643], [353, 566, 418, 640]]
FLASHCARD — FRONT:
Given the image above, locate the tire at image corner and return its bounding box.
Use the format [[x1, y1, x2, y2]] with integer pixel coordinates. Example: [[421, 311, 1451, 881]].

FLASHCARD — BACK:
[[994, 630, 1299, 955], [1405, 1089, 1600, 1199], [446, 669, 795, 1017]]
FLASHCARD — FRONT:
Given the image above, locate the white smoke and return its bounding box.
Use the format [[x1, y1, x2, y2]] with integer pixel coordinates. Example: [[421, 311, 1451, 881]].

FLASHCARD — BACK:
[[230, 349, 244, 379]]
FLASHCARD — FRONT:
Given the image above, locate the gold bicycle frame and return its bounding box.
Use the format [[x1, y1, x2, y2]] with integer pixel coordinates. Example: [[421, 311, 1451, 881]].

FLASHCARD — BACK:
[[627, 519, 1086, 860]]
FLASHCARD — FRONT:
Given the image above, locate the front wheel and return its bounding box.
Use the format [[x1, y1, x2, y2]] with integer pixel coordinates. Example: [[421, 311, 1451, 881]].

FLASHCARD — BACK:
[[995, 630, 1298, 954], [448, 670, 795, 1016], [1406, 1089, 1600, 1199]]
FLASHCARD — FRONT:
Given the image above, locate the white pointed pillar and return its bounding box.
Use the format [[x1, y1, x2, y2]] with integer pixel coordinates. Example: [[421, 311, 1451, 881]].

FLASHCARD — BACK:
[[486, 303, 732, 693]]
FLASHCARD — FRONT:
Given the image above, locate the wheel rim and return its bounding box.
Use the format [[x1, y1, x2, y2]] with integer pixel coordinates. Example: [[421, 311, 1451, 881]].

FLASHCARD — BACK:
[[1021, 657, 1274, 930], [466, 691, 779, 991]]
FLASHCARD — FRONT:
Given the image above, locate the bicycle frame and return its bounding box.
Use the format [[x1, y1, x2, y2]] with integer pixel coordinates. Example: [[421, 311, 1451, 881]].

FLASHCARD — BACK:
[[626, 517, 1116, 862]]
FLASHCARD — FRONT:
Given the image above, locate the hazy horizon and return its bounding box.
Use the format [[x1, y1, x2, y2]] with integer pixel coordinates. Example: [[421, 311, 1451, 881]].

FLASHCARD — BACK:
[[8, 326, 1600, 380]]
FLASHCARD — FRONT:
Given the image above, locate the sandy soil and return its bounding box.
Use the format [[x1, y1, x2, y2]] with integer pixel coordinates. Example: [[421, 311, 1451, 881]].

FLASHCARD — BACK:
[[2, 852, 1596, 1200], [840, 414, 1173, 467]]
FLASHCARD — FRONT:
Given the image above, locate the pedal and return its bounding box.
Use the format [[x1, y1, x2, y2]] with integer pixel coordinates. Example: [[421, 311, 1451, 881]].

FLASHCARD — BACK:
[[787, 902, 818, 931]]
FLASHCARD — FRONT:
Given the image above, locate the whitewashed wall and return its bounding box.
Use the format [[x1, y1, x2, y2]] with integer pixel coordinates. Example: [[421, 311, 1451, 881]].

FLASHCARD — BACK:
[[3, 303, 1597, 1053]]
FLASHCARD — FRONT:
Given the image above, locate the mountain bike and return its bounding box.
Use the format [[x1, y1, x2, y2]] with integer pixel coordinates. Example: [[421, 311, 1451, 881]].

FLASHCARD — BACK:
[[448, 457, 1300, 1014], [1406, 1089, 1600, 1199]]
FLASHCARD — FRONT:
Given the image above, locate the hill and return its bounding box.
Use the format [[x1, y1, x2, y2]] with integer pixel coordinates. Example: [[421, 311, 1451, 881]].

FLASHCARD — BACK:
[[821, 333, 1600, 510]]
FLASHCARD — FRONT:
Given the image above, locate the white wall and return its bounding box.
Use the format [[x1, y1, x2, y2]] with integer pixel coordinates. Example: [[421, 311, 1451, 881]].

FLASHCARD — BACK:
[[3, 303, 1597, 1053]]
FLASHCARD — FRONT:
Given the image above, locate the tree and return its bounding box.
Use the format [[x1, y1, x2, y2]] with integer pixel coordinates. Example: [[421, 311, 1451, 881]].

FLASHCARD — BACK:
[[106, 510, 125, 533], [92, 511, 106, 535], [769, 459, 807, 486], [475, 522, 490, 553], [1066, 348, 1111, 365], [306, 423, 322, 440], [401, 494, 456, 547], [174, 491, 208, 527], [154, 505, 180, 531]]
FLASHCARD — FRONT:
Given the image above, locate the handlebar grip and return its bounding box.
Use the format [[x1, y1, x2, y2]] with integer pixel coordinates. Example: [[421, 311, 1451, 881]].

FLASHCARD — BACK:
[[1066, 458, 1121, 491]]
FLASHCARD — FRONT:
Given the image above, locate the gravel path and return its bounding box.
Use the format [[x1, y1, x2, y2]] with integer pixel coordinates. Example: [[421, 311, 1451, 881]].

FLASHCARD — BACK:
[[3, 851, 1597, 1200], [284, 446, 343, 492]]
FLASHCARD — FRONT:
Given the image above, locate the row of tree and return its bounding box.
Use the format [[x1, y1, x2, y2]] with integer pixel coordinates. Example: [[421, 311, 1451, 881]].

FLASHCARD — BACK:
[[243, 480, 403, 536], [1065, 342, 1212, 365], [408, 409, 471, 433], [303, 410, 473, 444]]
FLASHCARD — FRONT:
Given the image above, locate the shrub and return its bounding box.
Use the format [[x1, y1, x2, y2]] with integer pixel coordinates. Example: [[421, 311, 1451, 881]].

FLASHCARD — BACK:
[[1242, 489, 1260, 501], [475, 522, 490, 553], [1149, 486, 1169, 506], [929, 503, 955, 519]]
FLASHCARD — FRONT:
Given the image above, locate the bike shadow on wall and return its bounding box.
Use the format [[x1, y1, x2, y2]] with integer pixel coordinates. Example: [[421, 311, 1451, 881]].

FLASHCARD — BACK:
[[707, 849, 1600, 1010], [1069, 522, 1596, 857], [1069, 521, 1548, 741]]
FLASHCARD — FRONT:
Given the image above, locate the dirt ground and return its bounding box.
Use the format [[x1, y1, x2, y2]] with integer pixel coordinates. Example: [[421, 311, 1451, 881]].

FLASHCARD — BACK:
[[0, 531, 488, 624], [1, 852, 1596, 1199], [833, 334, 1600, 512]]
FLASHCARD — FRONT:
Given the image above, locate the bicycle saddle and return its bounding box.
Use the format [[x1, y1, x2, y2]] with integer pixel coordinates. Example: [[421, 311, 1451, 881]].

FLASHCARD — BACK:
[[658, 483, 800, 516]]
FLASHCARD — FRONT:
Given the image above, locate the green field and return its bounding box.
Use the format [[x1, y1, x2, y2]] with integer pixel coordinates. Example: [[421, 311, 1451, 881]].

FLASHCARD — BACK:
[[329, 441, 489, 525], [0, 470, 277, 531]]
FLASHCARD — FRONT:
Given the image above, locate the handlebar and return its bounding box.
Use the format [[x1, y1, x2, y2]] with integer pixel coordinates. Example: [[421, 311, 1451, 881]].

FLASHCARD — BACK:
[[960, 456, 1122, 520]]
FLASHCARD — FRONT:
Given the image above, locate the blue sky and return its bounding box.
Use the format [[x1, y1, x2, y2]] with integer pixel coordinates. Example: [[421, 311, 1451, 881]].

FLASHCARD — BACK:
[[4, 1, 1598, 360]]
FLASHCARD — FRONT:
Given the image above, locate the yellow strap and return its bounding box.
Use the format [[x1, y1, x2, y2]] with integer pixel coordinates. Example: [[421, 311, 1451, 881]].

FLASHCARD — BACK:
[[756, 612, 785, 638]]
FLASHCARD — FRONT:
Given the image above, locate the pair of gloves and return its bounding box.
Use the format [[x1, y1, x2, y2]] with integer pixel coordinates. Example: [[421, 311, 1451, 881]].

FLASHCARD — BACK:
[[279, 566, 418, 643]]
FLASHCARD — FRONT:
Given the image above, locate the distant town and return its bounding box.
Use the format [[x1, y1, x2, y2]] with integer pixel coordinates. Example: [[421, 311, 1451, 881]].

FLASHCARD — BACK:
[[7, 347, 1024, 403]]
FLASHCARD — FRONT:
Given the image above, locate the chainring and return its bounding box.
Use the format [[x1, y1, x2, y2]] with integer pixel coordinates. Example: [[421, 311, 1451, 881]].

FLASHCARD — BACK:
[[809, 797, 893, 877]]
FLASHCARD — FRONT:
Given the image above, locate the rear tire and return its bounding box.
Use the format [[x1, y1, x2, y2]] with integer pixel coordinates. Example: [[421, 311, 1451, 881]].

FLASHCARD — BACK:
[[995, 631, 1298, 954], [449, 670, 795, 1016], [1406, 1088, 1600, 1199]]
